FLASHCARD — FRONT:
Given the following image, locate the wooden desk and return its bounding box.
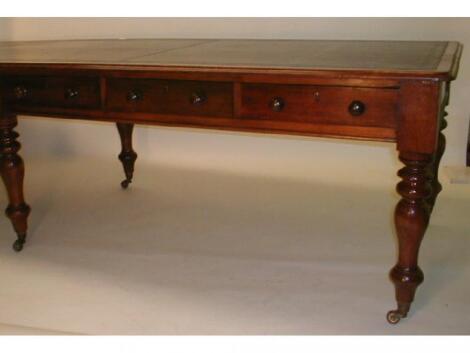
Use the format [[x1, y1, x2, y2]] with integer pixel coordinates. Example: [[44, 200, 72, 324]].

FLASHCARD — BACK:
[[0, 39, 463, 324]]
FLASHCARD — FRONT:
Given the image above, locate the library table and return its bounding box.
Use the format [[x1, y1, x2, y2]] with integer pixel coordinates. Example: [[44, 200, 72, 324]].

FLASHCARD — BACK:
[[0, 39, 463, 324]]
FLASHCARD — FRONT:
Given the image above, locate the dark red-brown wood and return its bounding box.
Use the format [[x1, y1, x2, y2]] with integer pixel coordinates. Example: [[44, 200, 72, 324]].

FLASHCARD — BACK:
[[238, 83, 398, 128], [0, 113, 30, 252], [116, 122, 137, 189], [3, 75, 101, 109], [387, 152, 433, 324], [0, 39, 463, 325], [106, 78, 233, 117]]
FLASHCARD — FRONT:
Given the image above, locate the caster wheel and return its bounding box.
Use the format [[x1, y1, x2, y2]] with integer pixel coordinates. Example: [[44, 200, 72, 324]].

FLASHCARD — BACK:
[[121, 179, 130, 189], [386, 310, 402, 325], [12, 239, 24, 252]]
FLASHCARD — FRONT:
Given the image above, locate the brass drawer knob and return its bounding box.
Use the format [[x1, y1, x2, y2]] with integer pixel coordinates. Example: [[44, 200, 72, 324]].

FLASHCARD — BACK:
[[65, 88, 79, 99], [191, 91, 206, 105], [14, 86, 29, 100], [127, 89, 143, 102], [348, 100, 366, 116], [270, 97, 285, 112]]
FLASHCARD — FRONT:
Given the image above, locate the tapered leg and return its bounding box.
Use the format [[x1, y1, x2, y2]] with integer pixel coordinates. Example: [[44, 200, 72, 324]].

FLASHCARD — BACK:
[[387, 152, 433, 324], [0, 116, 31, 252], [116, 123, 137, 189]]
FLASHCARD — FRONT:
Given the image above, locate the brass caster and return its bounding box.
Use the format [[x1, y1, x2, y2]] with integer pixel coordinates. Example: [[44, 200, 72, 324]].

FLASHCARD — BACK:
[[12, 238, 25, 252], [121, 179, 131, 189], [386, 310, 404, 325]]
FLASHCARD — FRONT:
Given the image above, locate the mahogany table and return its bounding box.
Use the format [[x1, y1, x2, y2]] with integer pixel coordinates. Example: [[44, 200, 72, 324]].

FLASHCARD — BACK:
[[0, 39, 463, 324]]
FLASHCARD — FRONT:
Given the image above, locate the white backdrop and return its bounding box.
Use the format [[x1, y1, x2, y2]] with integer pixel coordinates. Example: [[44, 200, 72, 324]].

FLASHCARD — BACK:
[[1, 18, 469, 334], [1, 18, 469, 179]]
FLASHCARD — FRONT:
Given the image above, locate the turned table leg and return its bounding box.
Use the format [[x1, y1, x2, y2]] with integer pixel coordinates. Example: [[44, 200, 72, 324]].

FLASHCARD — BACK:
[[0, 116, 31, 252], [116, 123, 137, 189], [387, 152, 433, 324]]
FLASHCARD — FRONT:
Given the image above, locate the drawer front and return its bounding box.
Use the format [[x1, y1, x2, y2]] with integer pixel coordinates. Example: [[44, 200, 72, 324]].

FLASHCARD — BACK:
[[239, 83, 398, 128], [3, 76, 101, 109], [106, 78, 233, 117]]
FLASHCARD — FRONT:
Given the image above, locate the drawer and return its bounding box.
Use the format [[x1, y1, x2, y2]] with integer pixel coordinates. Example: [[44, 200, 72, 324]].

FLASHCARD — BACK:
[[239, 83, 398, 128], [3, 76, 101, 109], [106, 78, 233, 117]]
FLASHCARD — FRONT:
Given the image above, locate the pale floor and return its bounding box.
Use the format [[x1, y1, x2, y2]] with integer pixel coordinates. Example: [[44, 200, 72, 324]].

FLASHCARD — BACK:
[[0, 157, 469, 335]]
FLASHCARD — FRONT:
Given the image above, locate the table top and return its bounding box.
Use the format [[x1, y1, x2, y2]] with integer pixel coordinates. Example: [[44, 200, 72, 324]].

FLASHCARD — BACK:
[[0, 39, 462, 79]]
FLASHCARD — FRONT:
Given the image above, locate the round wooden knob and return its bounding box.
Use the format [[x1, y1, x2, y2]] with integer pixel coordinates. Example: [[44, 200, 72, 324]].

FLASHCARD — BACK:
[[270, 97, 285, 112], [127, 90, 143, 102], [348, 100, 366, 116], [14, 86, 28, 100], [65, 88, 79, 99], [191, 91, 206, 105]]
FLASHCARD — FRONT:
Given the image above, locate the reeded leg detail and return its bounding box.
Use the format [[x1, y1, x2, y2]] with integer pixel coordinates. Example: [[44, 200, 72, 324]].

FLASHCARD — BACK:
[[116, 123, 137, 189], [388, 152, 433, 324], [0, 116, 31, 252]]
